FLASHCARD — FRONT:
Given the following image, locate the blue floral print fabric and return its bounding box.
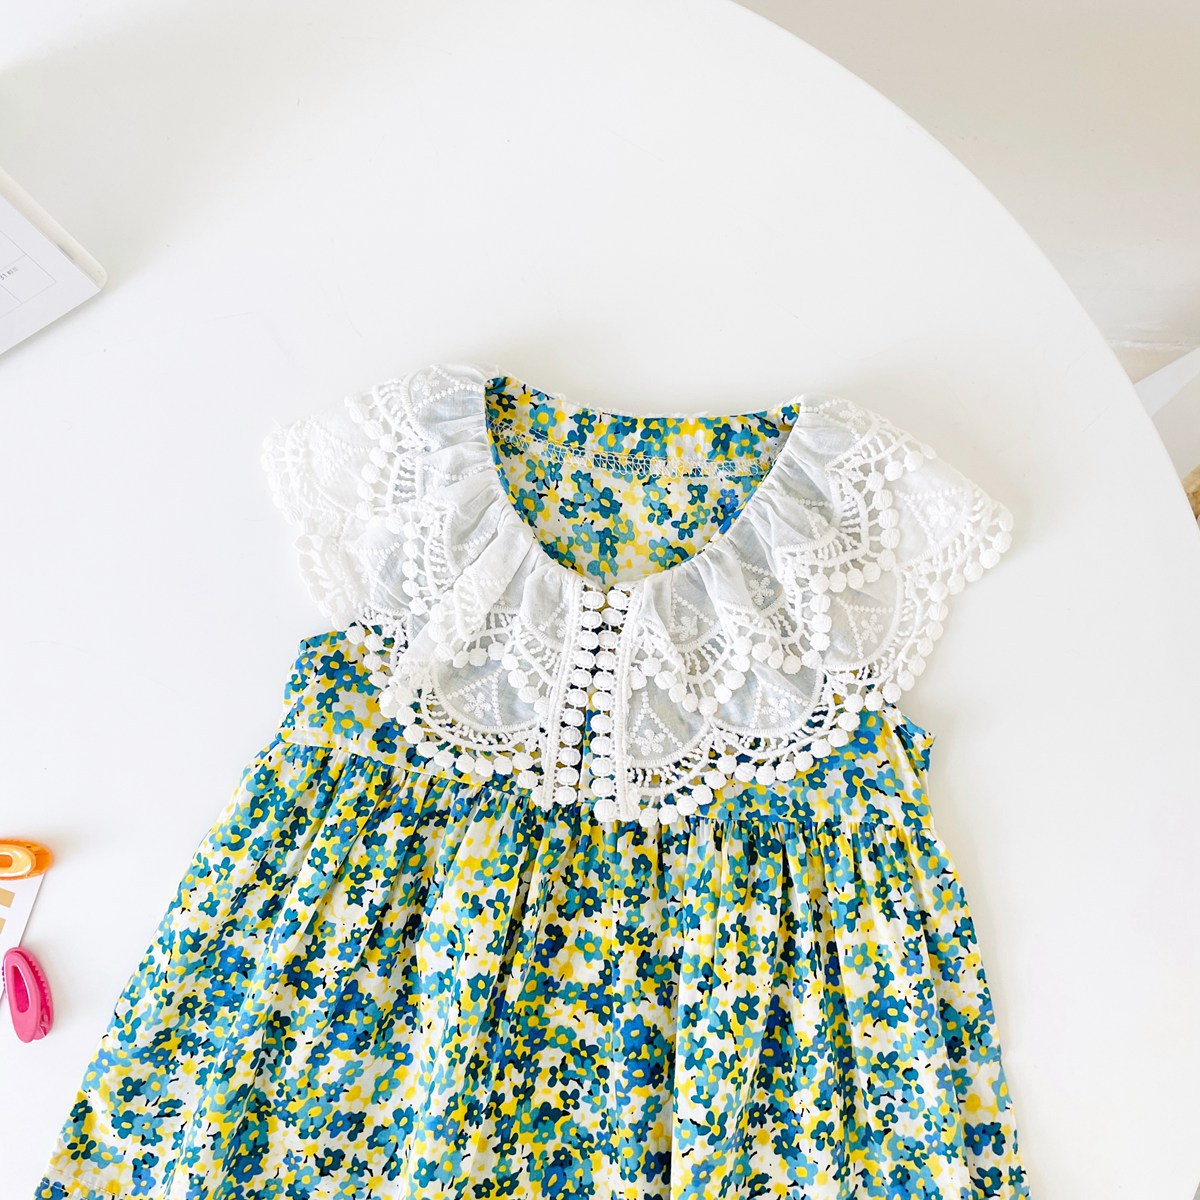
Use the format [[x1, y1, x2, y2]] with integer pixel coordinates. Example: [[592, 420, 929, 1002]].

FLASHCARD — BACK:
[[35, 380, 1031, 1199], [484, 376, 799, 584]]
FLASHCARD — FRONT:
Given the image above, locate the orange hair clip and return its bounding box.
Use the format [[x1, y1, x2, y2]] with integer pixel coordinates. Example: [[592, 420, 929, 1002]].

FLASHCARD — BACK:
[[0, 840, 53, 880]]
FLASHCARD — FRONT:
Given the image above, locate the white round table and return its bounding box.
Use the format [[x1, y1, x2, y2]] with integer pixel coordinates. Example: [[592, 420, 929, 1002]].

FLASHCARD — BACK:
[[3, 3, 1198, 1195]]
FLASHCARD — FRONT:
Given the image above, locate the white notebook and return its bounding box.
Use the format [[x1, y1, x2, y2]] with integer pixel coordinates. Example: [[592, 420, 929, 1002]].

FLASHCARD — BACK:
[[0, 164, 106, 357]]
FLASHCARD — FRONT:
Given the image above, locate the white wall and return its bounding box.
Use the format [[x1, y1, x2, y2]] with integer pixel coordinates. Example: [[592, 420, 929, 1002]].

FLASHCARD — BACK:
[[737, 0, 1200, 382]]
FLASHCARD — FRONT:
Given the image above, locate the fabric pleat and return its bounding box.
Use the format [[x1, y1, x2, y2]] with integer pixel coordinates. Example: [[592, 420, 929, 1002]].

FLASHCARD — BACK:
[[36, 635, 1029, 1200]]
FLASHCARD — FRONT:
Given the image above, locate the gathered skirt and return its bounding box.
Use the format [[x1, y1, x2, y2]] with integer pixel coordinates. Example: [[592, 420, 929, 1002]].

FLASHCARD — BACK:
[[35, 631, 1030, 1200]]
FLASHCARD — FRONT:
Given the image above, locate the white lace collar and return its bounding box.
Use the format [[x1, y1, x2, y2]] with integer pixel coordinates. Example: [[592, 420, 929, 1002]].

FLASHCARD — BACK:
[[262, 361, 1013, 824]]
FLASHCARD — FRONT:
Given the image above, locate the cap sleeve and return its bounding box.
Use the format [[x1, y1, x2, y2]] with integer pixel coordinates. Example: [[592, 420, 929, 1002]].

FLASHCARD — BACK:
[[260, 362, 497, 633], [811, 398, 1017, 700], [260, 382, 395, 628], [882, 428, 1013, 583], [872, 427, 1014, 696]]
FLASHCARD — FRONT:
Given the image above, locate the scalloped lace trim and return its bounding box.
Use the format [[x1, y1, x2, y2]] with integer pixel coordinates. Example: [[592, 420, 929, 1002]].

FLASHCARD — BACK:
[[261, 363, 1014, 825]]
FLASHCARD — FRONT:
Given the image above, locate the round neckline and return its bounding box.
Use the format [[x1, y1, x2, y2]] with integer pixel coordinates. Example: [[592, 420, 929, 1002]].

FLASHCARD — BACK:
[[475, 370, 811, 593]]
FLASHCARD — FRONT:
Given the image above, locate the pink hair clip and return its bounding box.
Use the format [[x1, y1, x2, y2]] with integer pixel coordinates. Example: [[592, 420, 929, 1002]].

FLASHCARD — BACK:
[[3, 947, 53, 1042]]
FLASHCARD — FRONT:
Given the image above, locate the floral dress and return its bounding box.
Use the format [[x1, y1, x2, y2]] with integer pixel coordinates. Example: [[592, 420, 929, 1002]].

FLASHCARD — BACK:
[[35, 362, 1031, 1199]]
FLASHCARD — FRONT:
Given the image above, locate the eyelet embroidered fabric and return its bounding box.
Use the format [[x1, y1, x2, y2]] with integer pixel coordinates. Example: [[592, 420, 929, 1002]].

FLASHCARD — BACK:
[[261, 362, 1014, 826]]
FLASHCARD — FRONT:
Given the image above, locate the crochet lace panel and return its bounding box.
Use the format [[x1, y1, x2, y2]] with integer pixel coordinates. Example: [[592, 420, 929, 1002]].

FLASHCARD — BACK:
[[261, 361, 1014, 824]]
